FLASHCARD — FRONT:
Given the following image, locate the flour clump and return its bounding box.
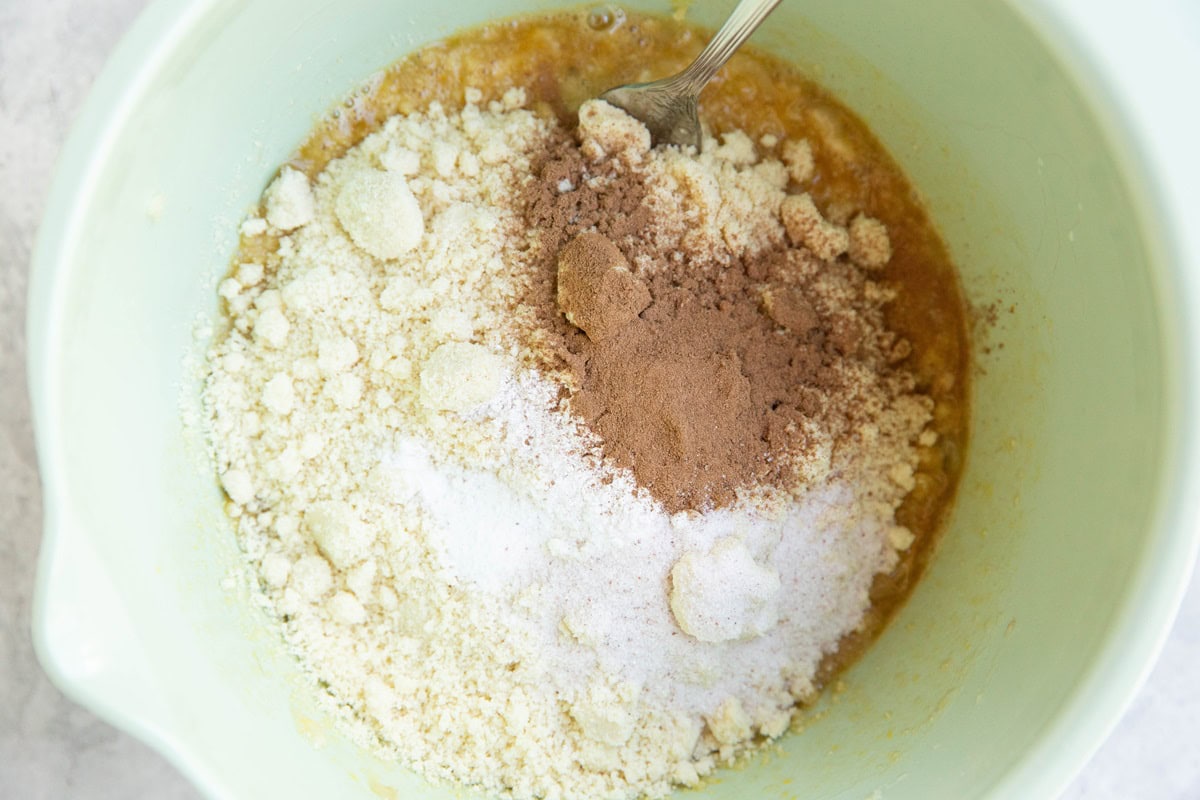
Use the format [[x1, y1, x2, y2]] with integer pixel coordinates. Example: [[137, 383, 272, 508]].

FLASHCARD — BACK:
[[334, 168, 424, 259], [670, 538, 782, 643]]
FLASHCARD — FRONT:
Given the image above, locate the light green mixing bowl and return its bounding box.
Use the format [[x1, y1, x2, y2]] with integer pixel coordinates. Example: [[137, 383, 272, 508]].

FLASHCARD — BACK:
[[29, 0, 1200, 797]]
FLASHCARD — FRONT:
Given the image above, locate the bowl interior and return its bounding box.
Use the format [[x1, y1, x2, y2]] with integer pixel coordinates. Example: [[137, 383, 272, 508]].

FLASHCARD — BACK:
[[30, 0, 1176, 798]]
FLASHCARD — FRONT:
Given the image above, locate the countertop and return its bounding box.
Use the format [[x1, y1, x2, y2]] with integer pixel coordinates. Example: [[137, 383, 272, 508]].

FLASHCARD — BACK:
[[1, 0, 1197, 797]]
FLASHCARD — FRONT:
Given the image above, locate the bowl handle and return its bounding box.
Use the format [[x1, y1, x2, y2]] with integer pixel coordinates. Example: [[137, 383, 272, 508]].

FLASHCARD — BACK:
[[32, 505, 177, 747]]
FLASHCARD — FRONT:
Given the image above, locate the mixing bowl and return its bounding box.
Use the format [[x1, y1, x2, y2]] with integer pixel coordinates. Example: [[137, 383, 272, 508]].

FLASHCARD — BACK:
[[29, 0, 1200, 797]]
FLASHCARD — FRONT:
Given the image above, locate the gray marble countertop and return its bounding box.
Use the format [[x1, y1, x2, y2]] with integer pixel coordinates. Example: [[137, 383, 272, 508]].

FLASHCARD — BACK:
[[2, 0, 1197, 797]]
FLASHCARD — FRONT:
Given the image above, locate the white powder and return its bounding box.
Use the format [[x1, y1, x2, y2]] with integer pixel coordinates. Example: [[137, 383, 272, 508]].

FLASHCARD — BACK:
[[205, 91, 929, 799]]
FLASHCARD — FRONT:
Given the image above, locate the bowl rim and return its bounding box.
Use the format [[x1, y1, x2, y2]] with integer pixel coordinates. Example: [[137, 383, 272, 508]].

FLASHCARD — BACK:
[[27, 0, 254, 797], [981, 1, 1200, 792], [26, 0, 1200, 798]]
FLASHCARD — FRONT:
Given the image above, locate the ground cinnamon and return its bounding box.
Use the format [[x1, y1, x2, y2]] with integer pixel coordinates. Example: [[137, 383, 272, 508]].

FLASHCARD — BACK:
[[556, 232, 651, 341], [519, 120, 894, 513]]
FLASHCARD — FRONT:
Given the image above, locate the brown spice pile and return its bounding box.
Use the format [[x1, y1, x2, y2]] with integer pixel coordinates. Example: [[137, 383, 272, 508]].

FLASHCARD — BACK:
[[519, 103, 907, 513]]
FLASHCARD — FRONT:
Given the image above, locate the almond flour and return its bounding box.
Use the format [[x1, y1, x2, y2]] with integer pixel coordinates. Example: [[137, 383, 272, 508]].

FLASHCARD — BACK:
[[205, 84, 937, 800]]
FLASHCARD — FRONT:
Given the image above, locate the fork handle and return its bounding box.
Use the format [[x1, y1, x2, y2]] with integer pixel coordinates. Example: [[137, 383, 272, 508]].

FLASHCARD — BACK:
[[676, 0, 783, 94]]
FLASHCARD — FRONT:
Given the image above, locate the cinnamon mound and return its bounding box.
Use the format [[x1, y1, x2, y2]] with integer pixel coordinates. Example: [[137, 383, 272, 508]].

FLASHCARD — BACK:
[[520, 105, 905, 513]]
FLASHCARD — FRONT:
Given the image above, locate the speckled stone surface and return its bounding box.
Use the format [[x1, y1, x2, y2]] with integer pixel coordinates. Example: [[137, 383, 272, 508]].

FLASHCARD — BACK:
[[1, 1, 1196, 798]]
